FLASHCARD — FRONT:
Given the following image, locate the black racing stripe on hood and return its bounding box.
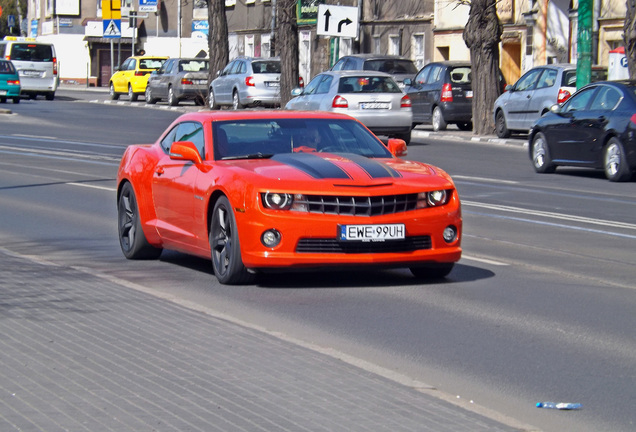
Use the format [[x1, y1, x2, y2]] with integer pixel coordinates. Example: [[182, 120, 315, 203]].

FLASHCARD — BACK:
[[272, 153, 352, 179], [341, 154, 402, 179]]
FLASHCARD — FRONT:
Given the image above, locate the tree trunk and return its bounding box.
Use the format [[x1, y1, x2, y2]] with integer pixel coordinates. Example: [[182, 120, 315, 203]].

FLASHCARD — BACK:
[[207, 0, 229, 92], [462, 0, 502, 136], [625, 0, 636, 79], [276, 0, 300, 107]]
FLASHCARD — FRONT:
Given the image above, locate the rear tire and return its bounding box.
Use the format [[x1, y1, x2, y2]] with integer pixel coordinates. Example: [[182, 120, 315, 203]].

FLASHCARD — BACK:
[[117, 182, 162, 260], [495, 110, 511, 138], [432, 106, 447, 131], [208, 89, 218, 109], [604, 138, 631, 182], [531, 132, 556, 173], [145, 86, 157, 104], [457, 122, 472, 131], [232, 91, 242, 110], [395, 131, 411, 145], [128, 85, 138, 102], [12, 97, 20, 104], [45, 92, 55, 101], [167, 86, 178, 106]]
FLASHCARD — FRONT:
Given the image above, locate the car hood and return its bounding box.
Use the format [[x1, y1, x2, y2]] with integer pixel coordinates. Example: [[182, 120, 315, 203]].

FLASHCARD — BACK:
[[222, 152, 452, 189]]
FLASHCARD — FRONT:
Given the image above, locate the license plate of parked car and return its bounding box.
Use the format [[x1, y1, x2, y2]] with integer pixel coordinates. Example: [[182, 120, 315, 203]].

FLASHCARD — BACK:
[[465, 91, 473, 98], [266, 81, 279, 87], [360, 102, 390, 110], [20, 70, 41, 77], [340, 224, 405, 241]]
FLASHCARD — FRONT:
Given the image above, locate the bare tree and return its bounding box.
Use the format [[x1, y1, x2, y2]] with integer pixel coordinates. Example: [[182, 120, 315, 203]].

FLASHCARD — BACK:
[[625, 0, 636, 79], [462, 0, 503, 135], [276, 0, 300, 107], [206, 0, 229, 93]]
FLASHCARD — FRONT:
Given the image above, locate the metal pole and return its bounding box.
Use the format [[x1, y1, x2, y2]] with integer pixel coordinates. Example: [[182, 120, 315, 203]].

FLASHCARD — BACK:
[[576, 0, 592, 89]]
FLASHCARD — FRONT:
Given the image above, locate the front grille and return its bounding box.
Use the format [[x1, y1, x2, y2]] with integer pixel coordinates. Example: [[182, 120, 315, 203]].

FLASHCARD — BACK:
[[297, 193, 419, 216], [296, 236, 432, 253]]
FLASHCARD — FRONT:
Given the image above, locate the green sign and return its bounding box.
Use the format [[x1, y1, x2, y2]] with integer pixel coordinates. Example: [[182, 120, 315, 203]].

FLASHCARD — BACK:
[[297, 0, 324, 25]]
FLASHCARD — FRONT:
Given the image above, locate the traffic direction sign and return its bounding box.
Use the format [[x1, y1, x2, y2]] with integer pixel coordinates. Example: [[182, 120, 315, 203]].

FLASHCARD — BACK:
[[317, 4, 359, 38]]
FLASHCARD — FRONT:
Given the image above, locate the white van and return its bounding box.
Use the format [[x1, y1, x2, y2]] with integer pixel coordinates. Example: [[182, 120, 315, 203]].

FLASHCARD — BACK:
[[0, 37, 58, 100]]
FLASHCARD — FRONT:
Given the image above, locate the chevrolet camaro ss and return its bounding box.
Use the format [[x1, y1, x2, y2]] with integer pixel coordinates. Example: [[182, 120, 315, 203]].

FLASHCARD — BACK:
[[116, 111, 462, 284]]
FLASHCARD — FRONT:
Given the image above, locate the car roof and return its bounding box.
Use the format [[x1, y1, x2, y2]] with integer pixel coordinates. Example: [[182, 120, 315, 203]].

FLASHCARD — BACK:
[[424, 61, 471, 67], [177, 110, 358, 123], [340, 54, 413, 61], [320, 70, 394, 78], [235, 57, 280, 62]]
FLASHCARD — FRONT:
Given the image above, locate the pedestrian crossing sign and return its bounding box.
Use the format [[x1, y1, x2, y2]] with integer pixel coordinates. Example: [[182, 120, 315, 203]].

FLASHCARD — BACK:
[[103, 19, 121, 38]]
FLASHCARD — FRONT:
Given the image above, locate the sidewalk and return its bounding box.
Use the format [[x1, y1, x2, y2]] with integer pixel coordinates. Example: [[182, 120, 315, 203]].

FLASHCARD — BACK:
[[0, 248, 533, 431]]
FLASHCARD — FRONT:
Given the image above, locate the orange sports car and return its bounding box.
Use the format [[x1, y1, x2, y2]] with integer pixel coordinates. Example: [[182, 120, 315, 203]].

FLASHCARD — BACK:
[[116, 111, 462, 284]]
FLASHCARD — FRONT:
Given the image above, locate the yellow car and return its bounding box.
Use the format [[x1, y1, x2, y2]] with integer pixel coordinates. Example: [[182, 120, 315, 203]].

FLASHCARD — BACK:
[[109, 56, 167, 101]]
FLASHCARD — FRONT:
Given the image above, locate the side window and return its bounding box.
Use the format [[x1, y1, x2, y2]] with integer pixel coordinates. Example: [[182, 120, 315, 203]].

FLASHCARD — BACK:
[[175, 122, 205, 158], [315, 76, 333, 94], [221, 61, 234, 76], [160, 125, 178, 153], [589, 86, 621, 111], [0, 43, 5, 57], [563, 87, 597, 113], [514, 69, 542, 91], [128, 59, 137, 71], [235, 61, 246, 74], [536, 69, 557, 89], [428, 65, 443, 84], [415, 66, 430, 85], [158, 60, 171, 74], [120, 59, 132, 70]]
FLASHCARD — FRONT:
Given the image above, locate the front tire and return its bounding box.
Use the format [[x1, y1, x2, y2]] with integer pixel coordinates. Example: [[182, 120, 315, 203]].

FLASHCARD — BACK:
[[495, 110, 511, 138], [118, 182, 162, 259], [432, 106, 447, 131], [13, 97, 20, 104], [208, 89, 218, 109], [210, 196, 254, 285], [604, 138, 632, 182], [531, 132, 556, 173], [395, 131, 411, 145], [457, 122, 472, 131], [109, 83, 119, 100]]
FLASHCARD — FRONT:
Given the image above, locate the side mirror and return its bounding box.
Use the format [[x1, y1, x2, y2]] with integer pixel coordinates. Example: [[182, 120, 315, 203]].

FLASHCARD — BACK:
[[386, 138, 408, 157], [169, 141, 203, 164], [403, 78, 412, 87], [291, 88, 303, 96], [550, 104, 562, 114], [504, 84, 513, 92]]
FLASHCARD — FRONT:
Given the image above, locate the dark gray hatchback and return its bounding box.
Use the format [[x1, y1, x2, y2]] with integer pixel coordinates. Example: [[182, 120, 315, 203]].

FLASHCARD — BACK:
[[405, 61, 475, 131], [330, 54, 418, 89]]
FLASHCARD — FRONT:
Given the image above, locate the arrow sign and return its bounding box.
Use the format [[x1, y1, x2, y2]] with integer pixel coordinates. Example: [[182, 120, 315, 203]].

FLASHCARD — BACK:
[[317, 4, 359, 38]]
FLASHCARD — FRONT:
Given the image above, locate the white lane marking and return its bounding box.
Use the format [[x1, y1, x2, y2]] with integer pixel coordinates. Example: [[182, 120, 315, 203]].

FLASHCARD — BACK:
[[463, 200, 636, 231], [453, 175, 519, 184], [460, 255, 509, 266], [68, 182, 116, 192]]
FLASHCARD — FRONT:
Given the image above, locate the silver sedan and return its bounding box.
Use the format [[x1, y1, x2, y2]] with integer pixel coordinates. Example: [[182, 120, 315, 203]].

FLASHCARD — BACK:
[[285, 71, 413, 144]]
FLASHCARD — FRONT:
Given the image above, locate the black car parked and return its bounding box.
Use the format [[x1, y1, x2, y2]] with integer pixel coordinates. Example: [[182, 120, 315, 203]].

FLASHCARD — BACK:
[[529, 80, 636, 182], [405, 61, 475, 131]]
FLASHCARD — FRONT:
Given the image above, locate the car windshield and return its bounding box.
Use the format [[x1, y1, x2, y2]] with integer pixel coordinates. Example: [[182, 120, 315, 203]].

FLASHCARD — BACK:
[[179, 59, 209, 72], [252, 61, 280, 74], [338, 76, 401, 93], [212, 118, 393, 160], [363, 60, 418, 75]]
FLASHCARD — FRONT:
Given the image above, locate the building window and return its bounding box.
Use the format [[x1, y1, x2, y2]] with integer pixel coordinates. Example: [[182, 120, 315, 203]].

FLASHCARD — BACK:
[[413, 34, 425, 69], [389, 35, 400, 55], [373, 36, 381, 54]]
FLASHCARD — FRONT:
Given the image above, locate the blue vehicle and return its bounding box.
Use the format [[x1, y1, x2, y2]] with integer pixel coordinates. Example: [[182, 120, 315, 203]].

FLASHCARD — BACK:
[[0, 59, 21, 104]]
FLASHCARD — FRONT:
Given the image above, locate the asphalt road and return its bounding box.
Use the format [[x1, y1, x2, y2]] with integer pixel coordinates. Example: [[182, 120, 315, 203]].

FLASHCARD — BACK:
[[1, 90, 635, 432]]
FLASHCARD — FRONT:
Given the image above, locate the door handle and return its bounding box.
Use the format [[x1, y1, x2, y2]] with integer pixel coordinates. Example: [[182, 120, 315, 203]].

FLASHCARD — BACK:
[[155, 167, 164, 176]]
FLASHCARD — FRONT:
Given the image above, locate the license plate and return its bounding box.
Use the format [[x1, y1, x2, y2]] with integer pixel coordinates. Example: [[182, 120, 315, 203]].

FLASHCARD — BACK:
[[340, 224, 405, 241], [20, 70, 41, 77], [360, 102, 390, 109], [194, 79, 207, 85], [266, 81, 280, 87], [465, 90, 473, 98]]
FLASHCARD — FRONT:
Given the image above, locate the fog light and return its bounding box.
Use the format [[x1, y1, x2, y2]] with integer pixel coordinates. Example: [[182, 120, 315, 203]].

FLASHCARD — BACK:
[[443, 226, 457, 243], [261, 229, 281, 247]]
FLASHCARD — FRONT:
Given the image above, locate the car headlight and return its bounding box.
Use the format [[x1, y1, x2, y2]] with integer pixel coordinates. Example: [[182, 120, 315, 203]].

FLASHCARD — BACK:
[[417, 190, 451, 208], [261, 192, 309, 212]]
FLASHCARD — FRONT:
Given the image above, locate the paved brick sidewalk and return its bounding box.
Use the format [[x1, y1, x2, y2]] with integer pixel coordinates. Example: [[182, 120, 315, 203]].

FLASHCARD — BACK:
[[0, 249, 528, 432]]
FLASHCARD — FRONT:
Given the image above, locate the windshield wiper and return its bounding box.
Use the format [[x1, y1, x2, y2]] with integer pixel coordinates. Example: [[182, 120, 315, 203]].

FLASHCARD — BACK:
[[221, 153, 274, 160]]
